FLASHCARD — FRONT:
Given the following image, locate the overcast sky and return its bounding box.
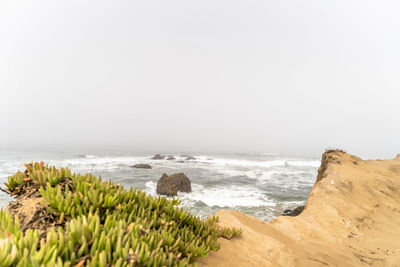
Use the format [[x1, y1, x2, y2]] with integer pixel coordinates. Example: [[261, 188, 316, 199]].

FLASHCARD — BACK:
[[0, 0, 399, 158]]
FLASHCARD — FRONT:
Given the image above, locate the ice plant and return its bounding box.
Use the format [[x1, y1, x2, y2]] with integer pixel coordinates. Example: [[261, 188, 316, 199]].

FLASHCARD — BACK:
[[0, 162, 242, 266]]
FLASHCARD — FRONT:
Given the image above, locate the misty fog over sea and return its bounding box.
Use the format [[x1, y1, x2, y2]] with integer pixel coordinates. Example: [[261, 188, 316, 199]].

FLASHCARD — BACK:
[[0, 149, 319, 221]]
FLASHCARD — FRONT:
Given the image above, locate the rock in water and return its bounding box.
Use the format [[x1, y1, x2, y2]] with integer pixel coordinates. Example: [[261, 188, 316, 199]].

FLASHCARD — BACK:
[[282, 205, 305, 216], [156, 173, 192, 196], [131, 164, 152, 169], [166, 155, 175, 160], [151, 154, 165, 160], [181, 155, 195, 160]]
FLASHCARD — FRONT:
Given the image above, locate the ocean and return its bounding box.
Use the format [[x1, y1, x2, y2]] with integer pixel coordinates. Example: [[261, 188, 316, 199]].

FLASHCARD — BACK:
[[0, 149, 320, 221]]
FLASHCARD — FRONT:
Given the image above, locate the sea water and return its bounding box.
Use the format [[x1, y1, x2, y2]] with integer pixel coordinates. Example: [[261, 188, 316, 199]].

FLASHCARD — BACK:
[[0, 149, 320, 221]]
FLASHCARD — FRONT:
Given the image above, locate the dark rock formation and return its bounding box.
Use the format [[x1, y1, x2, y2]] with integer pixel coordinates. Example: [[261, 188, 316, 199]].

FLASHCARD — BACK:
[[181, 155, 195, 160], [166, 155, 175, 160], [151, 154, 165, 160], [282, 205, 305, 216], [131, 164, 152, 169], [156, 173, 192, 196]]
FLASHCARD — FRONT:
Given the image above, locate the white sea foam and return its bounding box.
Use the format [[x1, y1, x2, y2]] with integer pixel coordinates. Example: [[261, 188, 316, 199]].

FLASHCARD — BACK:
[[38, 154, 320, 175], [195, 157, 320, 168], [286, 160, 320, 167], [0, 161, 26, 179], [181, 186, 271, 207], [53, 156, 151, 172], [144, 181, 273, 208], [0, 152, 319, 221]]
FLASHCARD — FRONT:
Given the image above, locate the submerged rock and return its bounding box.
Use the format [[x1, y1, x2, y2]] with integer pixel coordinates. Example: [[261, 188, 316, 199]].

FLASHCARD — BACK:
[[181, 155, 195, 160], [282, 205, 305, 216], [166, 155, 175, 160], [131, 164, 152, 169], [156, 173, 192, 196], [151, 154, 165, 160]]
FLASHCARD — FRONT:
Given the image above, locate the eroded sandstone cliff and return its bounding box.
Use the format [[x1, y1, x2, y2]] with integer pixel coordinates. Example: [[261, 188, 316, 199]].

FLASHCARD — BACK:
[[199, 150, 400, 266]]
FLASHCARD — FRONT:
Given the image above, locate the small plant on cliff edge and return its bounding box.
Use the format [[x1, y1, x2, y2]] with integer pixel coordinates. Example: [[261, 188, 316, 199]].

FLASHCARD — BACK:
[[0, 162, 242, 266]]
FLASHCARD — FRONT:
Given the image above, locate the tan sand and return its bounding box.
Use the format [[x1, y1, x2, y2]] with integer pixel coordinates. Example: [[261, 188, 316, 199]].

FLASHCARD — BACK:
[[199, 150, 400, 266]]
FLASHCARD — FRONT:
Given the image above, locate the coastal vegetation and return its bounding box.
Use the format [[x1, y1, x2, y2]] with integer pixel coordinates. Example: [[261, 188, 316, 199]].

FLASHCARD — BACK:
[[0, 162, 241, 266]]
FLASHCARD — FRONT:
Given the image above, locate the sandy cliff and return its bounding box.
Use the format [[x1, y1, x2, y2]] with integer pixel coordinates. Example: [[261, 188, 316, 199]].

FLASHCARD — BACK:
[[199, 150, 400, 266]]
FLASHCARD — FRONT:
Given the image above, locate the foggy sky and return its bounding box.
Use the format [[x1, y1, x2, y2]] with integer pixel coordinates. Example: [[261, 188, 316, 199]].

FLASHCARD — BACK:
[[1, 0, 399, 158]]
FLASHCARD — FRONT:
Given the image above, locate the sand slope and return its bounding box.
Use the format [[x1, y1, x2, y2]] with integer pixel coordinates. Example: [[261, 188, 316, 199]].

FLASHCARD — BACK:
[[199, 151, 400, 266]]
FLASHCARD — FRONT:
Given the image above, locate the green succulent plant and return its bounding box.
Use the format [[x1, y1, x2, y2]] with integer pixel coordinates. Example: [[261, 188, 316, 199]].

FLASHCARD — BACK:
[[0, 162, 242, 266]]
